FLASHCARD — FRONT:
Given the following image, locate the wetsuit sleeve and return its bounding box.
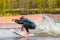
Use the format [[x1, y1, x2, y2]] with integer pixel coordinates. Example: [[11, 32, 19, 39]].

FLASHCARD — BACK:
[[19, 20, 24, 24], [15, 19, 23, 24]]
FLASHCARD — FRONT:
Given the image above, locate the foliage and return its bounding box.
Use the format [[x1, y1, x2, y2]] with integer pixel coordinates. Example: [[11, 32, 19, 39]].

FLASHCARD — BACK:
[[0, 0, 60, 16]]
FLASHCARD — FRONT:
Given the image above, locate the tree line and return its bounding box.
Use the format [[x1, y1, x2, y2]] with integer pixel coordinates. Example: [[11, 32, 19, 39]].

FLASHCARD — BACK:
[[0, 0, 60, 16]]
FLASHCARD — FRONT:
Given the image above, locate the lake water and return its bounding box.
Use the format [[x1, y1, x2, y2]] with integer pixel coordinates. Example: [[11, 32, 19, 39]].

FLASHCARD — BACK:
[[0, 15, 60, 40]]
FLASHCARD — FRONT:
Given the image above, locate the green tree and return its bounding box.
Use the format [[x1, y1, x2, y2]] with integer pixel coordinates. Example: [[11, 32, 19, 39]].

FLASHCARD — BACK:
[[48, 0, 56, 12], [2, 0, 7, 16], [57, 0, 60, 8]]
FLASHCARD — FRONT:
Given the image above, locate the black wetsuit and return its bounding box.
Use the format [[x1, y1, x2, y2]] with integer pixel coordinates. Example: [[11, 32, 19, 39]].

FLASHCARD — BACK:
[[14, 18, 36, 32]]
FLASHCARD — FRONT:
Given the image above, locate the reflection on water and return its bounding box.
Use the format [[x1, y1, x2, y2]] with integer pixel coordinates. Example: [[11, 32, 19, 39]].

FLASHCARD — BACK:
[[0, 37, 32, 40], [12, 37, 37, 40], [1, 36, 60, 40], [0, 37, 40, 40], [13, 37, 30, 40]]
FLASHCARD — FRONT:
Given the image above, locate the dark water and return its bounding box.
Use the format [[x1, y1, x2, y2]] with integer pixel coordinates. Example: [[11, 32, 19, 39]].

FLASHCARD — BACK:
[[0, 37, 48, 40], [0, 36, 60, 40], [0, 37, 40, 40]]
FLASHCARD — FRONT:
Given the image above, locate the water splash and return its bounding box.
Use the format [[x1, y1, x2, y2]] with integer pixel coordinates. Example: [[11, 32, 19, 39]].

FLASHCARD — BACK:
[[30, 14, 60, 36]]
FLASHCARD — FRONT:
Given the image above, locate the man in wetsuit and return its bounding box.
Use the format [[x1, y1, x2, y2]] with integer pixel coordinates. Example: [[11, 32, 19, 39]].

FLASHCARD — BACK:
[[13, 16, 36, 35]]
